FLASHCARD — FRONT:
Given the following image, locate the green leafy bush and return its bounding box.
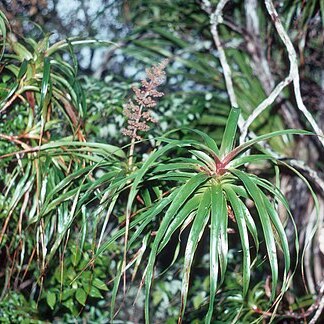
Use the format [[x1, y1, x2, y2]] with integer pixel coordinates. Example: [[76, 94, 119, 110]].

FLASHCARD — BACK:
[[0, 4, 322, 323]]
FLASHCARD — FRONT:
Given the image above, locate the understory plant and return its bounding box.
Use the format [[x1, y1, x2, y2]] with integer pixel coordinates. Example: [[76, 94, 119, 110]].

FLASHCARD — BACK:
[[0, 6, 321, 324], [100, 100, 311, 322], [71, 59, 315, 324], [0, 11, 122, 301]]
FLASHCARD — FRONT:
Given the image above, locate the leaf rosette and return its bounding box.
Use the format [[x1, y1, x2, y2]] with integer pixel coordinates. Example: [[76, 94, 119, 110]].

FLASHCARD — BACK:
[[97, 107, 311, 323]]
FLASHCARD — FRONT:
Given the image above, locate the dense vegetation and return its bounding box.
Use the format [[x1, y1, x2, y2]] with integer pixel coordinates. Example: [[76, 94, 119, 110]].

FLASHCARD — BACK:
[[0, 1, 323, 323]]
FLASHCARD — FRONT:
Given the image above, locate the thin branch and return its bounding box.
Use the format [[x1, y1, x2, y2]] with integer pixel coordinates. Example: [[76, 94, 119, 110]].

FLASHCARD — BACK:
[[210, 0, 238, 109], [240, 75, 293, 143], [201, 0, 245, 131], [304, 202, 320, 294], [243, 0, 300, 131], [241, 0, 324, 148], [0, 133, 30, 149], [265, 0, 324, 144], [201, 0, 212, 14], [0, 92, 25, 114]]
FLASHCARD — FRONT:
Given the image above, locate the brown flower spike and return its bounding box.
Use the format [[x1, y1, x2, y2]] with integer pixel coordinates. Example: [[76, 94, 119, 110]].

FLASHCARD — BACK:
[[122, 59, 168, 140]]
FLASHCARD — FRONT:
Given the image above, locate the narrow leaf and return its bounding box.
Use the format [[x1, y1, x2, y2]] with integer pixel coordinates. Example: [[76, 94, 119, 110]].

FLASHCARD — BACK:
[[180, 189, 211, 321], [230, 169, 278, 300], [220, 107, 241, 156], [225, 186, 251, 297], [205, 184, 222, 323], [144, 173, 209, 323]]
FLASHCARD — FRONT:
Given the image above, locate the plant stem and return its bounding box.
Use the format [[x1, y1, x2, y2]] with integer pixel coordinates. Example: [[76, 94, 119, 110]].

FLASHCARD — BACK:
[[210, 0, 238, 109], [127, 101, 146, 169], [128, 137, 136, 168], [201, 0, 245, 132], [240, 0, 324, 148]]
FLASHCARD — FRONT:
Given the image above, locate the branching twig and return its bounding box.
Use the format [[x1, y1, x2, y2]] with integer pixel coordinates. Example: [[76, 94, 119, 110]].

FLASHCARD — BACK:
[[262, 1, 324, 296], [241, 0, 324, 147], [201, 0, 245, 132], [0, 92, 25, 114], [240, 76, 293, 143], [243, 0, 301, 132], [210, 0, 238, 109], [265, 0, 324, 144]]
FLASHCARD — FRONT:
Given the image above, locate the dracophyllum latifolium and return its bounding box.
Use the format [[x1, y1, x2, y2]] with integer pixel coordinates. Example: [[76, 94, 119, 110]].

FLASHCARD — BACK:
[[103, 107, 312, 323]]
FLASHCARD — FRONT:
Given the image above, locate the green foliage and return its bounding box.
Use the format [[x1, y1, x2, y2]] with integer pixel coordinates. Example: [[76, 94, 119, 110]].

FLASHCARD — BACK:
[[0, 13, 121, 311], [283, 0, 324, 30], [81, 76, 129, 143], [40, 242, 110, 317], [0, 292, 39, 323], [118, 0, 295, 155], [0, 2, 322, 323], [100, 107, 309, 323]]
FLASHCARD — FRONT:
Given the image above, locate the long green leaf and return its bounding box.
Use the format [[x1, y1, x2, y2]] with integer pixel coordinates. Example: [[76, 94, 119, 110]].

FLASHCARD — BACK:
[[0, 11, 8, 59], [231, 169, 278, 300], [158, 194, 201, 253], [40, 140, 125, 159], [218, 188, 228, 286], [46, 38, 117, 56], [223, 129, 312, 165], [188, 128, 220, 156], [229, 154, 276, 168], [261, 192, 290, 281], [180, 188, 211, 321], [206, 184, 222, 323], [224, 184, 259, 253], [144, 173, 208, 323], [225, 186, 251, 297], [40, 57, 51, 112], [127, 189, 179, 249], [220, 107, 240, 156]]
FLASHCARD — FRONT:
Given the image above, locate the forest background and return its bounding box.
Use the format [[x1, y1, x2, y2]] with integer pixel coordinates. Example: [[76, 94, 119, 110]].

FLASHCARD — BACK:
[[0, 0, 323, 323]]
